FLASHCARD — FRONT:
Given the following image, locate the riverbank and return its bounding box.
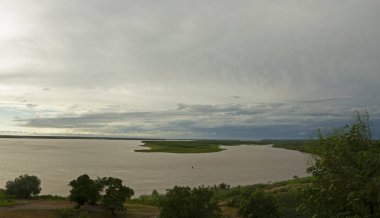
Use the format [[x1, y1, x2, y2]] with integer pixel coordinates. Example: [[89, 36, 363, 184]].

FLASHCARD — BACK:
[[0, 177, 312, 218]]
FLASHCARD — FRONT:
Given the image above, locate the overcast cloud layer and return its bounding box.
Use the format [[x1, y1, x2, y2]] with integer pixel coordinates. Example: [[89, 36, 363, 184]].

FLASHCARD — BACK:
[[1, 0, 379, 139]]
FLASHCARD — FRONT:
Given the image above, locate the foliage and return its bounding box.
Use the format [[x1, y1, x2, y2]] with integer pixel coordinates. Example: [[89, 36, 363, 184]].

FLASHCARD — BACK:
[[35, 194, 68, 200], [159, 186, 221, 218], [238, 191, 280, 218], [211, 178, 312, 218], [129, 189, 163, 206], [5, 174, 41, 198], [68, 174, 102, 208], [57, 208, 88, 218], [100, 177, 134, 215], [301, 112, 380, 217], [269, 139, 321, 154], [136, 139, 324, 154], [135, 140, 261, 153]]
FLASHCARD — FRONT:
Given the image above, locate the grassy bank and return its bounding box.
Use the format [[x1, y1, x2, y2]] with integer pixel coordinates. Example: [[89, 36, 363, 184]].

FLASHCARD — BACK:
[[134, 139, 321, 154], [135, 140, 264, 153], [262, 139, 321, 155]]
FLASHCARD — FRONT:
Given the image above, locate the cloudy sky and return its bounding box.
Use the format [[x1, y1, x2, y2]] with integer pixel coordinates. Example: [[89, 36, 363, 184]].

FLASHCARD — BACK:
[[0, 0, 379, 139]]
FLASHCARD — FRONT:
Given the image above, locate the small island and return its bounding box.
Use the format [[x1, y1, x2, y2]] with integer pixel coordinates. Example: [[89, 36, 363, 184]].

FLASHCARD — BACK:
[[134, 140, 265, 153]]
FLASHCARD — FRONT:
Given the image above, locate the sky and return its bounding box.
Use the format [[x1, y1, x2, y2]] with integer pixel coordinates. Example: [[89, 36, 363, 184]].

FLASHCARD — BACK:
[[0, 0, 379, 139]]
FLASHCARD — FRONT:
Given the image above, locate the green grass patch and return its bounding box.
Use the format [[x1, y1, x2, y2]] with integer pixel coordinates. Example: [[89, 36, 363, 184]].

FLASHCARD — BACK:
[[134, 140, 264, 153], [0, 192, 17, 207], [135, 139, 323, 154], [263, 139, 321, 155], [0, 199, 17, 207]]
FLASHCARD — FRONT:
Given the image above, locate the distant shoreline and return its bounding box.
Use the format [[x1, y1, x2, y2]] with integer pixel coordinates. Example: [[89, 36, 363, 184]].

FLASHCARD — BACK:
[[0, 135, 162, 141]]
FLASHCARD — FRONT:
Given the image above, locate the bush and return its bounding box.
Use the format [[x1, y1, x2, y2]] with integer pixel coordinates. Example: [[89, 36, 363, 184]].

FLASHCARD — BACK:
[[5, 174, 41, 198], [100, 177, 134, 215], [159, 186, 221, 218], [68, 174, 102, 208], [238, 191, 280, 218], [130, 190, 163, 206]]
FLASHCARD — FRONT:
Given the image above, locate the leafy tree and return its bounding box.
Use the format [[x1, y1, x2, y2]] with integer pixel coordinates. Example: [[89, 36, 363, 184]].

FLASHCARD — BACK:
[[5, 174, 41, 198], [238, 191, 280, 218], [301, 112, 380, 217], [100, 177, 134, 215], [159, 186, 221, 218], [68, 174, 102, 208]]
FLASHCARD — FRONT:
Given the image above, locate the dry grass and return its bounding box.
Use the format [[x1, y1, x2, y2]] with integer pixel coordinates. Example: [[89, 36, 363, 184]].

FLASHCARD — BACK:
[[0, 200, 238, 218], [0, 210, 57, 218], [0, 201, 160, 218], [220, 204, 241, 218]]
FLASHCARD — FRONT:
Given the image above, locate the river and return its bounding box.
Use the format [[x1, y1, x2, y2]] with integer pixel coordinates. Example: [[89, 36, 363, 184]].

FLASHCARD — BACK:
[[0, 139, 311, 196]]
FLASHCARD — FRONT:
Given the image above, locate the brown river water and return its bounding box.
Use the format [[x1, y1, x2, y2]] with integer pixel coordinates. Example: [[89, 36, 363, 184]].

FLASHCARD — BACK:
[[0, 139, 312, 196]]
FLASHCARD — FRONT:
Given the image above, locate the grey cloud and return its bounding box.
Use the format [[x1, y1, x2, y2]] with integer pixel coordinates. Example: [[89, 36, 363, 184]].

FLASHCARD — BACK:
[[1, 0, 379, 138], [17, 102, 380, 138], [1, 0, 379, 100], [295, 97, 351, 104], [26, 104, 37, 109]]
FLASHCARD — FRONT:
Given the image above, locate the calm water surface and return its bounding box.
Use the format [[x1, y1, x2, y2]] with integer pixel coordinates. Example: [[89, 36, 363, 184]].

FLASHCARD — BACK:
[[0, 139, 311, 196]]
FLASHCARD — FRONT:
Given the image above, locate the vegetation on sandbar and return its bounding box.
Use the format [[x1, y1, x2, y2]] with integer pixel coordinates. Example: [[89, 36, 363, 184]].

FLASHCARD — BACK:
[[134, 140, 265, 153]]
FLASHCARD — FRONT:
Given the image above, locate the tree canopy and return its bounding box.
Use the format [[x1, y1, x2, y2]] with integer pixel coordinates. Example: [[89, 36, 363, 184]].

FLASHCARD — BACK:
[[159, 186, 221, 218], [100, 177, 134, 215], [301, 112, 380, 217], [68, 174, 102, 208], [5, 174, 41, 198]]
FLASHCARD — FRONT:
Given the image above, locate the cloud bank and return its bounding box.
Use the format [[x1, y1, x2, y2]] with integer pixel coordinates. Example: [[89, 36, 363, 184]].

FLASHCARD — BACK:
[[0, 0, 379, 138]]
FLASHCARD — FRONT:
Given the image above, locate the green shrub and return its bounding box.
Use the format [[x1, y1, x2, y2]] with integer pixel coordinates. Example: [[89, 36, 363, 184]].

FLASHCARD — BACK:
[[159, 186, 221, 218], [130, 190, 163, 206], [238, 191, 280, 218], [301, 112, 380, 217], [100, 177, 134, 215], [68, 174, 102, 208], [5, 174, 41, 198]]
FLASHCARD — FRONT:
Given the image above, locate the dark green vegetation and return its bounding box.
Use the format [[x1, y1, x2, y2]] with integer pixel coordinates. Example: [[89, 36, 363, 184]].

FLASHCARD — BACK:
[[0, 191, 16, 207], [69, 174, 134, 215], [69, 174, 103, 208], [158, 186, 221, 218], [300, 113, 380, 217], [267, 139, 321, 154], [238, 191, 280, 218], [131, 178, 313, 218], [5, 174, 41, 199], [135, 139, 326, 154], [135, 140, 264, 153], [100, 177, 134, 215]]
